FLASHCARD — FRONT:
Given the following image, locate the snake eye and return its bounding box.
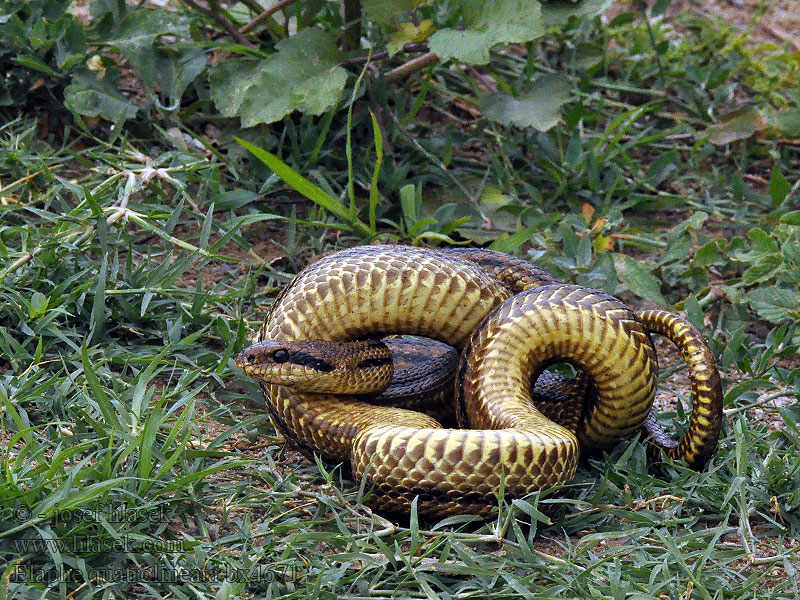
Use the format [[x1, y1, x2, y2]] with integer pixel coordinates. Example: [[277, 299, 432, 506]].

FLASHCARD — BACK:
[[272, 349, 289, 363]]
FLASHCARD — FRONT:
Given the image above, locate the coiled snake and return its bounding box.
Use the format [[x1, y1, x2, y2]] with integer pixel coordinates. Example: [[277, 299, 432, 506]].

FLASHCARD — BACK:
[[236, 245, 723, 517]]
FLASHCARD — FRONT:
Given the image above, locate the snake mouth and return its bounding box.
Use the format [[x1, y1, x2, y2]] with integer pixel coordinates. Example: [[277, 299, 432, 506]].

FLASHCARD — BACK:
[[235, 341, 336, 387]]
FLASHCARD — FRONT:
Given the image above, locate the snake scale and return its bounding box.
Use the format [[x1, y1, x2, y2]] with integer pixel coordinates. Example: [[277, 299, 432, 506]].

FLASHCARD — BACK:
[[236, 245, 723, 517]]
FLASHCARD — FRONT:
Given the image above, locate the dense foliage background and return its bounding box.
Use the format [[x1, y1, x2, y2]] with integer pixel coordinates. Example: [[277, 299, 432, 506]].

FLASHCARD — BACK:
[[0, 0, 798, 598]]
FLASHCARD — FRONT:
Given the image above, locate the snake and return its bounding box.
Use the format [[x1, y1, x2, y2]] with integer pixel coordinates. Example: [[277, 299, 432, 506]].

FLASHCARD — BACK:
[[236, 245, 723, 517]]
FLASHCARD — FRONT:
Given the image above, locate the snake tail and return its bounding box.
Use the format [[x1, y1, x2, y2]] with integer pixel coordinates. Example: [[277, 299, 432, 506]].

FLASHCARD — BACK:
[[637, 310, 723, 468]]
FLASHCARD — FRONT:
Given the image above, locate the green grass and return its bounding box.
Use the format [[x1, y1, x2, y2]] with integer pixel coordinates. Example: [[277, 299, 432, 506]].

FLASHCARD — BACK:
[[1, 6, 799, 600]]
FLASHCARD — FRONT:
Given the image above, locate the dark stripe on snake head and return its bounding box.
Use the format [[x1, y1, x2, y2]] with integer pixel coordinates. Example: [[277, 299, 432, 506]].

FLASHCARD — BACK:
[[290, 351, 334, 372], [356, 356, 392, 369]]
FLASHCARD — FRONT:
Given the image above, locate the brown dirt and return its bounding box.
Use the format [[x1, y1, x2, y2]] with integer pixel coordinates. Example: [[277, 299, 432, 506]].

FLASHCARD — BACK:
[[607, 0, 800, 48]]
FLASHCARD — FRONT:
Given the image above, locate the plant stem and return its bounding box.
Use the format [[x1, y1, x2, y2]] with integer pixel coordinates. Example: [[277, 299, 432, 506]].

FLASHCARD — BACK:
[[182, 0, 256, 47], [385, 52, 439, 81], [240, 0, 301, 34]]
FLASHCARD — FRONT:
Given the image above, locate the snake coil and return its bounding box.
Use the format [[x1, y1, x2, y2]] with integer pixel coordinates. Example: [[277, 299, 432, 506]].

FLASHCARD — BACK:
[[236, 245, 723, 517]]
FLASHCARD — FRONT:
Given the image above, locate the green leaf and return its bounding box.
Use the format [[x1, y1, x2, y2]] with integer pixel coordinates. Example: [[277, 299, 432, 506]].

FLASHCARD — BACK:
[[80, 344, 122, 430], [237, 138, 371, 237], [691, 240, 725, 269], [748, 228, 780, 255], [368, 111, 383, 233], [400, 184, 418, 230], [646, 151, 679, 186], [364, 0, 417, 24], [387, 20, 435, 56], [29, 292, 49, 318], [651, 0, 671, 17], [429, 0, 545, 65], [780, 211, 800, 226], [210, 28, 348, 126], [12, 54, 58, 76], [157, 460, 251, 495], [684, 294, 704, 331], [704, 105, 763, 145], [40, 479, 128, 515], [612, 253, 667, 306], [765, 106, 800, 139], [428, 29, 495, 65], [89, 257, 108, 344], [64, 71, 139, 124], [541, 0, 611, 26], [106, 9, 197, 99], [482, 74, 572, 131], [748, 287, 800, 324], [742, 255, 782, 285], [769, 166, 789, 207], [734, 228, 783, 285], [138, 408, 160, 486]]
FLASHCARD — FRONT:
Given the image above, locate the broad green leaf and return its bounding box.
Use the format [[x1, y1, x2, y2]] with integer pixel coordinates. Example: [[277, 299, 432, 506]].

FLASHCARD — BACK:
[[735, 228, 780, 267], [691, 240, 725, 269], [780, 211, 800, 226], [704, 105, 763, 145], [742, 256, 782, 285], [748, 286, 800, 324], [365, 0, 417, 24], [765, 106, 800, 139], [613, 253, 667, 306], [12, 54, 58, 76], [387, 20, 435, 56], [64, 71, 139, 123], [747, 228, 780, 255], [210, 28, 347, 126], [541, 0, 611, 25], [429, 0, 545, 65], [106, 9, 194, 98], [428, 29, 496, 65], [482, 74, 572, 131]]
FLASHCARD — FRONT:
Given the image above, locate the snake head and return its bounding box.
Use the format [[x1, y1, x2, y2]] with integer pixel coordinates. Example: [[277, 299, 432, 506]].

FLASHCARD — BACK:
[[235, 339, 393, 394]]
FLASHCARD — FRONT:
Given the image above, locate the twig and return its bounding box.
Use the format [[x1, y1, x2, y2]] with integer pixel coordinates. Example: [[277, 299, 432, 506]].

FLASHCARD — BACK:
[[385, 52, 439, 82], [743, 173, 768, 185], [789, 176, 800, 198], [240, 0, 301, 34], [339, 44, 427, 66], [340, 49, 389, 65], [724, 389, 795, 416], [0, 168, 50, 204], [182, 0, 256, 47]]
